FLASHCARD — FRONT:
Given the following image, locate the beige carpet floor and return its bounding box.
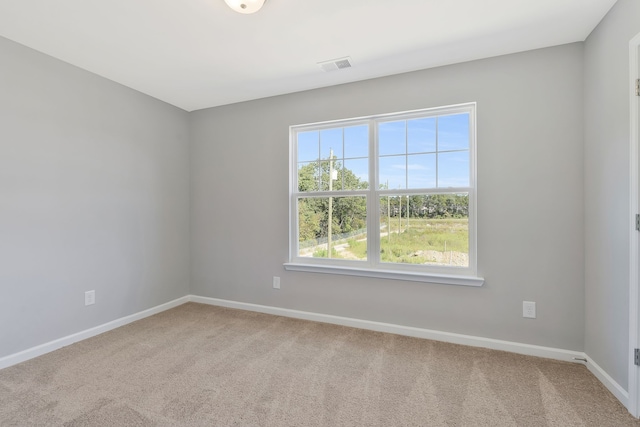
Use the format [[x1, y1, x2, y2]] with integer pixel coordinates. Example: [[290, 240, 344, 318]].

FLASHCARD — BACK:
[[0, 302, 638, 426]]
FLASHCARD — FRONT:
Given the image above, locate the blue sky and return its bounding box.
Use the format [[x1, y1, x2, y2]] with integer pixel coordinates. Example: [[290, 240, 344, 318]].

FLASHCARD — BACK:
[[298, 113, 470, 190]]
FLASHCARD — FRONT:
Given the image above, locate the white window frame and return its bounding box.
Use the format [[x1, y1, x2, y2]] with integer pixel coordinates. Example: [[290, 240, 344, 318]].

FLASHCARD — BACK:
[[285, 103, 483, 286]]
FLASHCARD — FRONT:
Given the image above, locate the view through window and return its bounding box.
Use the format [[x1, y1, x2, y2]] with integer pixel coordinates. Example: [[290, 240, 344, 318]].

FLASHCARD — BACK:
[[290, 103, 476, 277]]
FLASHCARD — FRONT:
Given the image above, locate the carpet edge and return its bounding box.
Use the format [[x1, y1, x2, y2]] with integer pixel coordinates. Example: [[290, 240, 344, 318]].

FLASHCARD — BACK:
[[189, 294, 629, 413], [0, 295, 190, 370]]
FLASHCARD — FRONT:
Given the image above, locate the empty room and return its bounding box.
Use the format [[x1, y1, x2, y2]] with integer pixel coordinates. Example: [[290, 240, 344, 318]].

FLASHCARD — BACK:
[[2, 0, 640, 425]]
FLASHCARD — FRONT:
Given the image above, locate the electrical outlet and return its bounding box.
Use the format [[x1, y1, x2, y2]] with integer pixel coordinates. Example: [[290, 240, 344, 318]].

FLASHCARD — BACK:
[[273, 276, 280, 289], [523, 301, 536, 319], [85, 290, 95, 306]]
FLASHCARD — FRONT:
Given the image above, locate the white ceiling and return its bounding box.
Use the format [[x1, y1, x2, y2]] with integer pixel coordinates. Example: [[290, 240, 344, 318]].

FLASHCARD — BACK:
[[0, 0, 617, 112]]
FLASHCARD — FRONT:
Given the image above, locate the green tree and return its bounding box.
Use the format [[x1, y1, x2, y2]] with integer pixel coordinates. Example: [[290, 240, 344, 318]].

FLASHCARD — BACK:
[[297, 158, 368, 244]]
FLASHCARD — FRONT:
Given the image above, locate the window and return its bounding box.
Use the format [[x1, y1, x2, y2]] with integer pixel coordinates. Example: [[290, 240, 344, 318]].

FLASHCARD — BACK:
[[286, 103, 482, 286]]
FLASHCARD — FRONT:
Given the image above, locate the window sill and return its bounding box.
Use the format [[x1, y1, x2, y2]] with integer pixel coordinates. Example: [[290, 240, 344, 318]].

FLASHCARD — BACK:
[[283, 263, 484, 287]]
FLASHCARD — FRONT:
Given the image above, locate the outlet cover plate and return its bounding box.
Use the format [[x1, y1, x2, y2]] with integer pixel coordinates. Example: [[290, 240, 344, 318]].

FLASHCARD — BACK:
[[273, 277, 280, 289], [85, 290, 95, 306], [523, 301, 536, 318]]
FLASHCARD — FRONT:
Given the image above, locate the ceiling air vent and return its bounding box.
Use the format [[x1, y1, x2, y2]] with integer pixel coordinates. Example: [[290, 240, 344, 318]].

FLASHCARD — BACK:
[[318, 57, 352, 72]]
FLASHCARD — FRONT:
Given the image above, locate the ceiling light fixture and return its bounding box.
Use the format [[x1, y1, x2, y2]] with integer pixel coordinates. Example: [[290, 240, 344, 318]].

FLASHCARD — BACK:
[[224, 0, 266, 14]]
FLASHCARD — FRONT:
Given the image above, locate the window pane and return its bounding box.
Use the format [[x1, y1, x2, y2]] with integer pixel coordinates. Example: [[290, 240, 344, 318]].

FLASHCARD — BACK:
[[342, 159, 369, 190], [298, 131, 319, 162], [320, 128, 343, 159], [379, 155, 406, 190], [408, 117, 436, 154], [379, 121, 406, 156], [379, 194, 469, 267], [438, 114, 469, 151], [407, 154, 436, 189], [438, 151, 469, 188], [298, 161, 320, 192], [298, 196, 367, 260], [344, 125, 368, 158]]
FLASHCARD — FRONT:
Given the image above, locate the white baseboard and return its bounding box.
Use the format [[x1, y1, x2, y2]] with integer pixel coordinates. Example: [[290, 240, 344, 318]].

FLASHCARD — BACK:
[[189, 295, 585, 363], [585, 355, 629, 409], [2, 293, 630, 415], [0, 296, 190, 370]]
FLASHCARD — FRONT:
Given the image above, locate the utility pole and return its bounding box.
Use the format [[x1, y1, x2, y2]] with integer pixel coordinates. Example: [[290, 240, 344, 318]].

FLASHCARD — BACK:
[[398, 195, 401, 235], [407, 196, 410, 229], [387, 181, 391, 244], [328, 149, 334, 258]]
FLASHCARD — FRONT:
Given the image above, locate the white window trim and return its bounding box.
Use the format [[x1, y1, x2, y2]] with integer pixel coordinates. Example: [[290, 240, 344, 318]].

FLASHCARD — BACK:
[[283, 263, 484, 286], [287, 103, 483, 287]]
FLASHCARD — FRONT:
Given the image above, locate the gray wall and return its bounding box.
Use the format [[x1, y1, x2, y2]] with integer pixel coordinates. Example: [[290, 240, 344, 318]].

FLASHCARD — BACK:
[[191, 43, 585, 350], [584, 0, 640, 391], [0, 37, 191, 358]]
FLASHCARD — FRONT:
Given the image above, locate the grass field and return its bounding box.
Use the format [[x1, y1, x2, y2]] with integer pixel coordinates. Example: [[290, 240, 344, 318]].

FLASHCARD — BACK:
[[312, 218, 469, 265]]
